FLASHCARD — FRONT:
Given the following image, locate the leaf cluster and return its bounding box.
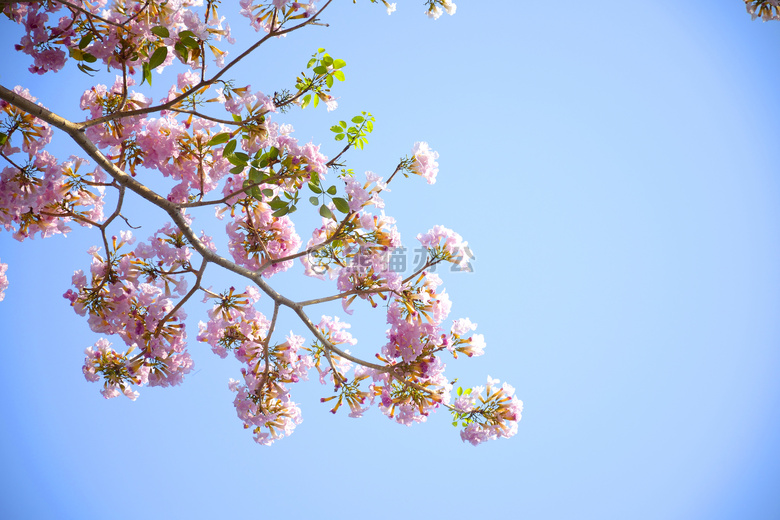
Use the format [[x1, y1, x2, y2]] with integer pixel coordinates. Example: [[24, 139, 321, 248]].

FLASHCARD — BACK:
[[298, 48, 346, 109], [330, 112, 375, 150]]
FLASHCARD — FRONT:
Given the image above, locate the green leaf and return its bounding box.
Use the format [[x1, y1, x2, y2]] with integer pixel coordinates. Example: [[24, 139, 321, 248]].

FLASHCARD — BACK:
[[207, 133, 230, 146], [77, 70, 94, 80], [333, 70, 345, 82], [233, 152, 249, 162], [332, 59, 346, 69], [227, 154, 247, 167], [0, 133, 7, 146], [151, 26, 170, 38], [332, 197, 350, 214], [309, 196, 319, 205], [269, 146, 279, 160], [262, 189, 275, 197], [310, 171, 320, 184], [78, 34, 93, 49], [313, 65, 328, 75], [272, 207, 289, 217], [330, 125, 343, 133], [319, 205, 334, 219], [351, 115, 364, 124], [141, 63, 152, 85], [83, 53, 97, 63], [301, 94, 311, 109], [326, 185, 337, 195], [269, 197, 287, 210], [326, 75, 334, 88], [148, 46, 168, 69], [308, 182, 322, 194], [250, 186, 263, 200], [181, 36, 199, 49], [365, 120, 374, 133], [306, 58, 317, 68], [229, 165, 245, 175], [179, 30, 196, 39], [317, 47, 325, 53], [312, 95, 320, 108], [452, 421, 458, 427], [334, 134, 345, 141], [223, 140, 237, 157], [174, 42, 189, 62]]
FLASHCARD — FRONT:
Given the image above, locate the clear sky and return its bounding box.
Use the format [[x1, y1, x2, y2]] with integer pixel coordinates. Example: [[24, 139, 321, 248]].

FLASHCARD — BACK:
[[1, 1, 779, 519]]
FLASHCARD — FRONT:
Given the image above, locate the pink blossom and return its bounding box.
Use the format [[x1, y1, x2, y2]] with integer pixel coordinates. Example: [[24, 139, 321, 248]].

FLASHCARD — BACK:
[[410, 141, 439, 184]]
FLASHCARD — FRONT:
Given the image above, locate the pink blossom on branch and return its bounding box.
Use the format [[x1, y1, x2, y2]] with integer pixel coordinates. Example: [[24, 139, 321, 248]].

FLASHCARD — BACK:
[[410, 141, 439, 184], [0, 0, 522, 447]]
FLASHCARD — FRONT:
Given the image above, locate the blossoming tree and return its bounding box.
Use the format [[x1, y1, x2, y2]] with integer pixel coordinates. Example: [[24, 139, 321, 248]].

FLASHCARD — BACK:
[[0, 0, 523, 446]]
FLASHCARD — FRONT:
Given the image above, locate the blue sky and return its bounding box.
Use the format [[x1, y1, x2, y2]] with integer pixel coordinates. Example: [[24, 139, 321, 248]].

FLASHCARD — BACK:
[[1, 1, 779, 519]]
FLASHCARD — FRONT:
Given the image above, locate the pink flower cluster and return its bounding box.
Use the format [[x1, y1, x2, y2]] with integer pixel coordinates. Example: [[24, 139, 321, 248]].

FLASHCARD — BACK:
[[342, 171, 387, 212], [67, 233, 193, 398], [240, 1, 319, 33], [0, 152, 105, 241], [309, 316, 375, 418], [410, 141, 439, 184], [446, 318, 486, 358], [226, 201, 302, 277], [0, 87, 106, 240], [416, 224, 470, 269], [455, 377, 524, 446], [333, 211, 403, 310], [362, 273, 453, 425], [198, 286, 314, 445], [0, 86, 53, 157], [311, 315, 356, 386], [197, 286, 270, 359], [80, 77, 151, 148], [7, 0, 231, 75], [83, 338, 144, 400], [131, 221, 197, 296]]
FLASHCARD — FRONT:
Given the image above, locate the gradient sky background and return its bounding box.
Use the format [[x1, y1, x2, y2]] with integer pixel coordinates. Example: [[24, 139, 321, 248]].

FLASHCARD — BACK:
[[1, 1, 779, 519]]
